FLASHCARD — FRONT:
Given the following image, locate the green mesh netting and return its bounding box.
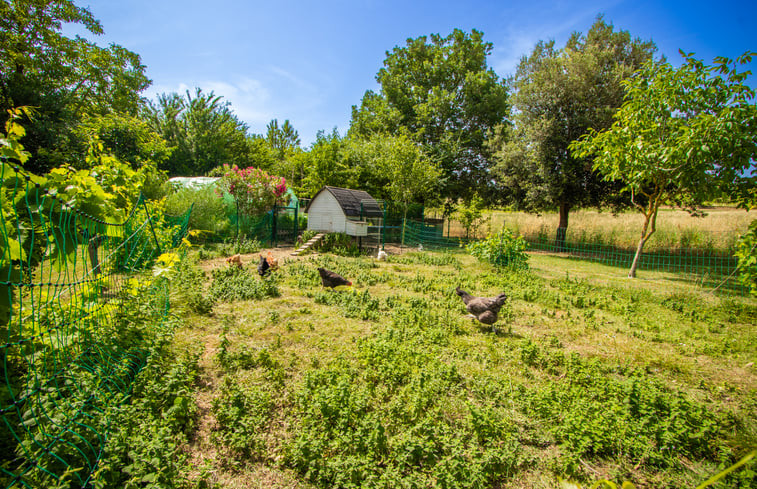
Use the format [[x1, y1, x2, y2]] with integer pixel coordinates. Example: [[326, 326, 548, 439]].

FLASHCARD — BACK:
[[0, 161, 190, 488], [399, 219, 746, 294]]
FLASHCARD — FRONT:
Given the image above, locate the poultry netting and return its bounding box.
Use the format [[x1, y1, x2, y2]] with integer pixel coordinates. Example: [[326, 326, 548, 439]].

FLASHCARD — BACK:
[[0, 161, 190, 488]]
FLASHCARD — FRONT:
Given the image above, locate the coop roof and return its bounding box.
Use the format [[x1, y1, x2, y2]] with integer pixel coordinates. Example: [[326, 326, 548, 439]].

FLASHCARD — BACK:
[[305, 186, 384, 218]]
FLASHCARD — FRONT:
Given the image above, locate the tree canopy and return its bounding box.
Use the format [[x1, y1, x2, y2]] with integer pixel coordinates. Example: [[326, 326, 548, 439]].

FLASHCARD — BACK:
[[571, 51, 757, 277], [143, 88, 261, 176], [489, 17, 657, 247], [350, 29, 508, 202], [0, 0, 150, 173]]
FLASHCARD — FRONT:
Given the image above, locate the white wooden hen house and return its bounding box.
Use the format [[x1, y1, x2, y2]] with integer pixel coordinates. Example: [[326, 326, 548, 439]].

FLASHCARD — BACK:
[[304, 186, 383, 238]]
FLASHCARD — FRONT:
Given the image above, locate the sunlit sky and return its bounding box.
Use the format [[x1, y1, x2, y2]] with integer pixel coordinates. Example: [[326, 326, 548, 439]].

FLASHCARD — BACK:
[[69, 0, 756, 146]]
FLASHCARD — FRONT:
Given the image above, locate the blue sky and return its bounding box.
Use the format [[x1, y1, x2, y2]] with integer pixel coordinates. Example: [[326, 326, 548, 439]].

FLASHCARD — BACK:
[[70, 0, 756, 146]]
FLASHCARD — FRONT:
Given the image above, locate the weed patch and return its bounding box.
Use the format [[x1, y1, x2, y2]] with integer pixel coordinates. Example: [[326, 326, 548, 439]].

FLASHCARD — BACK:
[[209, 266, 280, 302]]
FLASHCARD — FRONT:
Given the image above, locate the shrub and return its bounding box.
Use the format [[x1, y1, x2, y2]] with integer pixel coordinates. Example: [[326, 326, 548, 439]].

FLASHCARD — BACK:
[[165, 185, 231, 237], [315, 232, 362, 256], [217, 235, 263, 257], [172, 255, 215, 315], [466, 229, 529, 269], [735, 219, 757, 296], [208, 266, 280, 302]]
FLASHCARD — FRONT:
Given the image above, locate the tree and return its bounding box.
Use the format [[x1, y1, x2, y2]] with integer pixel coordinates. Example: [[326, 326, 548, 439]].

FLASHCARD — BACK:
[[571, 51, 757, 278], [347, 134, 440, 246], [76, 113, 171, 170], [266, 118, 304, 187], [300, 129, 354, 197], [348, 134, 439, 209], [0, 0, 150, 173], [490, 17, 656, 250], [266, 119, 301, 158], [144, 89, 253, 176], [350, 29, 508, 201]]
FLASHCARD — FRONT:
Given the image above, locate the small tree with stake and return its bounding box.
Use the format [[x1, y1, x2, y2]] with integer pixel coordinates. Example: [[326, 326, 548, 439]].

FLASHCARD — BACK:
[[571, 51, 757, 278]]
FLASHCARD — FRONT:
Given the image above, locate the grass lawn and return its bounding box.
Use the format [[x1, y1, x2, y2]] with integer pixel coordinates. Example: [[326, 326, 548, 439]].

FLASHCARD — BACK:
[[168, 246, 757, 489]]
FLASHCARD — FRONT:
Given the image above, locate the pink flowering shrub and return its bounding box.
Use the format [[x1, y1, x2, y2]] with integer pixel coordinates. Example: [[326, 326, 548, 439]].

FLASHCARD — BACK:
[[215, 164, 288, 217]]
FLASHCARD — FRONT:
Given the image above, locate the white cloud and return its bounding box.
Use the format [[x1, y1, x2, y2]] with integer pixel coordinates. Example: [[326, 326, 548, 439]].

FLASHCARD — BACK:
[[143, 77, 276, 128]]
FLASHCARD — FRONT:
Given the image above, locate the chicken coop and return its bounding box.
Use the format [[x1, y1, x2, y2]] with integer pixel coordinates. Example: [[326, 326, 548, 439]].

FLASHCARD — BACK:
[[304, 186, 384, 249]]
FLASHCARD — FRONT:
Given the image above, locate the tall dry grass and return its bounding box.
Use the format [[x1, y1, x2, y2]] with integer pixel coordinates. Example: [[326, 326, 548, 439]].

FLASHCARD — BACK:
[[439, 207, 754, 253]]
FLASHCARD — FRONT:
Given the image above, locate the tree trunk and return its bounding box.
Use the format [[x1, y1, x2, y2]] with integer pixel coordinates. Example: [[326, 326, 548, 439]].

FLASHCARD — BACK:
[[556, 202, 569, 252], [628, 237, 645, 278], [628, 207, 656, 278], [88, 238, 101, 276]]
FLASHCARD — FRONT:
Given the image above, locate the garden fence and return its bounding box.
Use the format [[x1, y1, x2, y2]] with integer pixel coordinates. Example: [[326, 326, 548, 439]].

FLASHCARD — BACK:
[[0, 161, 189, 488], [399, 219, 747, 295]]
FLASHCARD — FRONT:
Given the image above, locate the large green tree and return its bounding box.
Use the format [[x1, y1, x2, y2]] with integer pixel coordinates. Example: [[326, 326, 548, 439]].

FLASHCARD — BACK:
[[490, 18, 656, 249], [299, 129, 354, 197], [350, 29, 508, 201], [571, 51, 757, 278], [266, 118, 304, 188], [0, 0, 150, 173], [144, 88, 257, 176]]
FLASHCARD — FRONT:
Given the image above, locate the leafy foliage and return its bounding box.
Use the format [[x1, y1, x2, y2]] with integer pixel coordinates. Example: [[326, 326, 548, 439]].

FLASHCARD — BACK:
[[314, 232, 362, 256], [467, 229, 529, 269], [735, 219, 757, 296], [0, 0, 150, 173], [165, 183, 232, 237], [286, 317, 521, 488], [93, 325, 199, 488], [491, 17, 655, 232], [347, 134, 440, 217], [351, 28, 508, 202], [571, 51, 757, 277], [143, 88, 264, 176], [455, 195, 487, 239], [208, 266, 280, 302], [212, 163, 287, 220]]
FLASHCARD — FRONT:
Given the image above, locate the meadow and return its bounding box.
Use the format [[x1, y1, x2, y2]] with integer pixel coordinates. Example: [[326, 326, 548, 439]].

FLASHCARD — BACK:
[[161, 245, 757, 489], [436, 207, 754, 254]]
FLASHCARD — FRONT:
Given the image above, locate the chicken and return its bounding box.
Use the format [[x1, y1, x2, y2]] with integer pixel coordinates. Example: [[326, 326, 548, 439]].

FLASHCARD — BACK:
[[266, 251, 279, 270], [377, 250, 387, 261], [257, 254, 271, 276], [317, 267, 352, 289], [226, 254, 243, 269], [455, 287, 508, 329]]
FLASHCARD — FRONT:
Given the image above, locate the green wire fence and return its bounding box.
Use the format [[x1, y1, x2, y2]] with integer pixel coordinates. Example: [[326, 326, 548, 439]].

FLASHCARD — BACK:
[[1, 161, 190, 488], [400, 219, 747, 295]]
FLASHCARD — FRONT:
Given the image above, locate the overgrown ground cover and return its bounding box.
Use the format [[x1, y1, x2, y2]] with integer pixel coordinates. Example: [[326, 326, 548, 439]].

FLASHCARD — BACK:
[[168, 247, 756, 488]]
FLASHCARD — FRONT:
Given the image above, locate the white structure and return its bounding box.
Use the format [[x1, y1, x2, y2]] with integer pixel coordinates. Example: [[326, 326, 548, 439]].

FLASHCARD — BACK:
[[305, 186, 383, 237], [168, 176, 220, 190]]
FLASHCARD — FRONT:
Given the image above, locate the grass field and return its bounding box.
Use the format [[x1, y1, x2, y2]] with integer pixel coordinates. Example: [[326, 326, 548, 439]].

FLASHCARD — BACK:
[[168, 246, 757, 489], [434, 207, 754, 254]]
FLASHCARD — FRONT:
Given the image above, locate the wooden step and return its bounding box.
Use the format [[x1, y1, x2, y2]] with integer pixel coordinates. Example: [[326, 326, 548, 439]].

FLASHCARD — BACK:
[[291, 233, 325, 256]]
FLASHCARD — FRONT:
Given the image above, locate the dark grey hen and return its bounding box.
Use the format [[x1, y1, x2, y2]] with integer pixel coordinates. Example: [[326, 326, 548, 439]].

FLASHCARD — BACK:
[[455, 287, 508, 330], [317, 267, 352, 288], [257, 254, 270, 276]]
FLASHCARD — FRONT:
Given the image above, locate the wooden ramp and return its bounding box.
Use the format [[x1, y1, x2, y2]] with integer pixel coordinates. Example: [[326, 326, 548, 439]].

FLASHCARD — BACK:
[[291, 233, 325, 256]]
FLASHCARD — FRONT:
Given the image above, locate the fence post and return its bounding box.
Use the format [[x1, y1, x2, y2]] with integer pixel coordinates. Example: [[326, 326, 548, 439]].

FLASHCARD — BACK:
[[293, 204, 299, 242], [272, 205, 278, 247], [141, 195, 162, 255]]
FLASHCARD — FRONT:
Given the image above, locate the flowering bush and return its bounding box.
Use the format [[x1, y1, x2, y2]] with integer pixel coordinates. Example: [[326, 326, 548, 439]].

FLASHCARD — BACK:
[[214, 164, 287, 217]]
